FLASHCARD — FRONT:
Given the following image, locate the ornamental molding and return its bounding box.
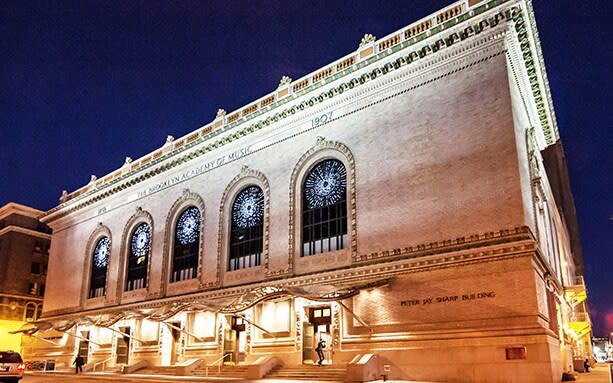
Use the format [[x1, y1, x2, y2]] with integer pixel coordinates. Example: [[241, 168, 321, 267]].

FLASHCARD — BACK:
[[42, 225, 537, 321], [44, 4, 533, 223], [115, 207, 155, 303], [286, 139, 358, 275], [278, 76, 292, 87], [216, 167, 271, 285], [80, 223, 112, 309], [359, 33, 376, 48], [160, 190, 206, 296]]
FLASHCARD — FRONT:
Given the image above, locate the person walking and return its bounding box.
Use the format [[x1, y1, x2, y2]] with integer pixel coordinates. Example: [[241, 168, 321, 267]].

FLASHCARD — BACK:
[[315, 338, 326, 365], [73, 354, 85, 374], [583, 358, 590, 373]]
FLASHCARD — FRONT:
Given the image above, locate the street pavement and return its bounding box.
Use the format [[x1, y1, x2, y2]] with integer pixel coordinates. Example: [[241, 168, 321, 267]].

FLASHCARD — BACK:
[[22, 364, 613, 383], [575, 363, 613, 383]]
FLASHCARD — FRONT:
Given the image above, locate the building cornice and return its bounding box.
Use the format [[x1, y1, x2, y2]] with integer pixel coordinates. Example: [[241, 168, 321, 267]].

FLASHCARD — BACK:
[[0, 202, 44, 221], [0, 225, 52, 240], [42, 0, 557, 224], [0, 292, 44, 302]]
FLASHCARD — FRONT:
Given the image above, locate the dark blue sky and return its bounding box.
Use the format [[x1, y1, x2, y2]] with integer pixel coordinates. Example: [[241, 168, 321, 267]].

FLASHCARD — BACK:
[[1, 1, 611, 335]]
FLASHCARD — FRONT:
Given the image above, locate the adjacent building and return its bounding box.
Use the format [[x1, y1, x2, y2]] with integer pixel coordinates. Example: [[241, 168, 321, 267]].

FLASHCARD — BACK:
[[26, 0, 591, 382], [0, 203, 51, 351]]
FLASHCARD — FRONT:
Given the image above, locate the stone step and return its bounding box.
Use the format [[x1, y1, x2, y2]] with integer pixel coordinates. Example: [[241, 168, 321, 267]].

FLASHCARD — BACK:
[[266, 365, 347, 381], [138, 367, 177, 375], [192, 365, 249, 377]]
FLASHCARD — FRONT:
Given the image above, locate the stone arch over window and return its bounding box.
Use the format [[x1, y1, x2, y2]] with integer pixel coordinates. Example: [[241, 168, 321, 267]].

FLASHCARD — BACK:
[[81, 222, 112, 306], [288, 139, 357, 272], [161, 190, 205, 294], [117, 207, 154, 298], [217, 167, 270, 282]]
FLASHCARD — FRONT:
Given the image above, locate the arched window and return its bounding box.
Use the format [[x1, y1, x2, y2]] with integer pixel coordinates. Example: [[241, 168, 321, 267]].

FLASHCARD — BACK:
[[172, 206, 201, 282], [302, 159, 347, 256], [89, 236, 110, 298], [229, 186, 264, 271], [126, 223, 151, 291]]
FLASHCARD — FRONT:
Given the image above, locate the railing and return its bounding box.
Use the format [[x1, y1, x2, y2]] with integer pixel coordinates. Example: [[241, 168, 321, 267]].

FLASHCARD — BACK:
[[204, 353, 231, 376], [92, 357, 113, 372]]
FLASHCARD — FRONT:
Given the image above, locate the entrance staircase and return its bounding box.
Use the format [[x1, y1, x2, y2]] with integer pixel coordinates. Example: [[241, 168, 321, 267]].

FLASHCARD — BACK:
[[191, 364, 249, 378], [137, 366, 178, 375], [265, 364, 348, 381]]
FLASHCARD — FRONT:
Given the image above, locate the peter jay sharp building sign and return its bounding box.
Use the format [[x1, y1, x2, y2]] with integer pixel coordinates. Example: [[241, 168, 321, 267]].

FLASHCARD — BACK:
[[401, 291, 496, 307]]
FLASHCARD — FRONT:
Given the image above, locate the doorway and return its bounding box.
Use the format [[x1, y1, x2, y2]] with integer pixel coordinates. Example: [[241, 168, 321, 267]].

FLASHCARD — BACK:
[[167, 322, 181, 365], [115, 326, 130, 365], [223, 316, 246, 364], [77, 331, 89, 364], [303, 306, 332, 364]]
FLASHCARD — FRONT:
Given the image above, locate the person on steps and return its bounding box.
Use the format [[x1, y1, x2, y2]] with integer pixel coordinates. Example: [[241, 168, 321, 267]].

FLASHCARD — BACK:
[[73, 354, 85, 374], [315, 338, 326, 365]]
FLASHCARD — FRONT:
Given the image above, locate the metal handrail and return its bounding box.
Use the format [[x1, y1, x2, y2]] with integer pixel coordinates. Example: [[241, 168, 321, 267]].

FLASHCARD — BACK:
[[163, 321, 204, 341], [93, 357, 113, 372], [205, 353, 232, 376]]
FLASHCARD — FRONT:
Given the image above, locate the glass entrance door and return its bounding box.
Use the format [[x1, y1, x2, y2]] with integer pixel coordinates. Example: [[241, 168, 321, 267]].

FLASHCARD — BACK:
[[222, 329, 236, 365], [302, 323, 314, 363], [115, 327, 130, 365]]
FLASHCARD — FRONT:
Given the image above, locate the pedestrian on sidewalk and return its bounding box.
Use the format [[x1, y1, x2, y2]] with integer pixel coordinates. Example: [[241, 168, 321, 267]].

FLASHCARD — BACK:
[[583, 358, 590, 373]]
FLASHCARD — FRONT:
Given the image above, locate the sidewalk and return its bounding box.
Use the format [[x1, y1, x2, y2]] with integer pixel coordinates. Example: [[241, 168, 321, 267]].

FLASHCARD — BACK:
[[26, 370, 434, 383], [574, 363, 612, 383], [27, 365, 613, 383]]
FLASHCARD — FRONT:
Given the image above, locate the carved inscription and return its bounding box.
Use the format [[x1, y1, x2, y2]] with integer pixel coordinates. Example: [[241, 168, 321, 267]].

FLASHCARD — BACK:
[[312, 111, 333, 128], [401, 291, 496, 306], [136, 145, 252, 199]]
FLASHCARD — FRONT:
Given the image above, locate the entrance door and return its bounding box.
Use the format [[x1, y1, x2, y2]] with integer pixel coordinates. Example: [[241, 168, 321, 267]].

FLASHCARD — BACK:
[[231, 316, 246, 364], [222, 329, 237, 365], [168, 322, 181, 365], [309, 306, 332, 365], [77, 331, 89, 364], [115, 326, 130, 365], [222, 316, 246, 364], [302, 323, 314, 363]]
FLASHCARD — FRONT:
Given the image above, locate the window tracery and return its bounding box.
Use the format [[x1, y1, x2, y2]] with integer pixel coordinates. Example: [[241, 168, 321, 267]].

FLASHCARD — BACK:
[[304, 159, 347, 209]]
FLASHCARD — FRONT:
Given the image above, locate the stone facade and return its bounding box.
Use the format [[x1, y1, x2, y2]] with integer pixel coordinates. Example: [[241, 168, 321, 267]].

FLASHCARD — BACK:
[[30, 1, 590, 382]]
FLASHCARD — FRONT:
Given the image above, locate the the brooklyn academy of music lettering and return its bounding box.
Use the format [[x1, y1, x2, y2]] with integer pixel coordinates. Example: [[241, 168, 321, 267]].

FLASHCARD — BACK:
[[20, 0, 592, 382]]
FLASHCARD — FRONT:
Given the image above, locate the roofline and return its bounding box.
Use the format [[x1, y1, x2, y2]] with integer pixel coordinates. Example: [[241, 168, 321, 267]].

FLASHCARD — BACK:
[[42, 0, 559, 223], [0, 202, 44, 221]]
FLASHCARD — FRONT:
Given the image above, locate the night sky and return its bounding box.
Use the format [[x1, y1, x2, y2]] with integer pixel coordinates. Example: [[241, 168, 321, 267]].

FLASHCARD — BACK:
[[1, 1, 611, 336]]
